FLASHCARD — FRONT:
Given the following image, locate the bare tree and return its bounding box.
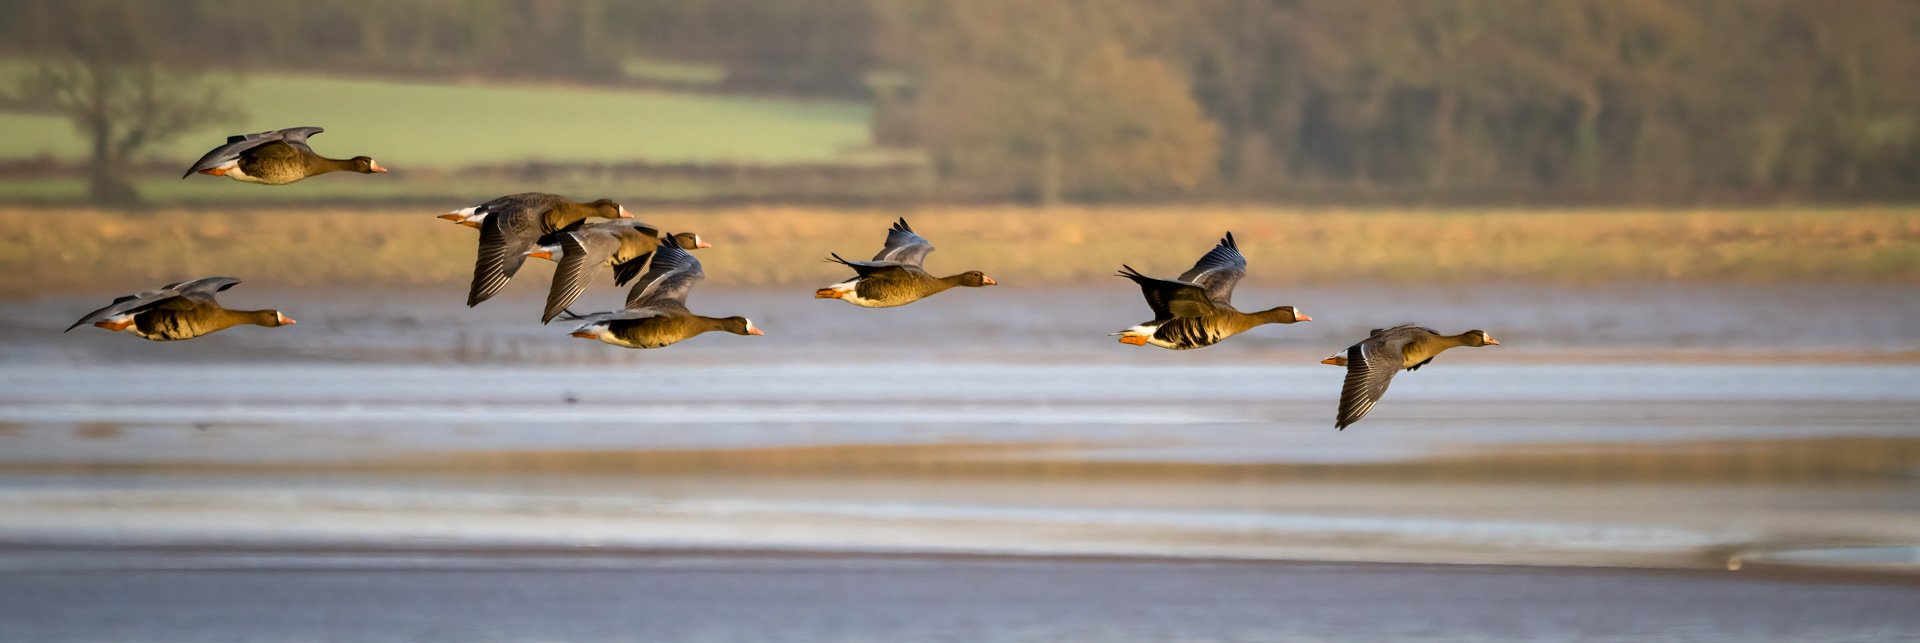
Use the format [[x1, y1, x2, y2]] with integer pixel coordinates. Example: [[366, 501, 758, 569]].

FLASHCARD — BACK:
[[6, 0, 241, 206]]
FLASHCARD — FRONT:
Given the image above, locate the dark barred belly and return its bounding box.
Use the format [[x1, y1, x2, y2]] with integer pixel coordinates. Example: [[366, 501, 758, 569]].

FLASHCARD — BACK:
[[135, 311, 209, 341], [1153, 318, 1224, 350]]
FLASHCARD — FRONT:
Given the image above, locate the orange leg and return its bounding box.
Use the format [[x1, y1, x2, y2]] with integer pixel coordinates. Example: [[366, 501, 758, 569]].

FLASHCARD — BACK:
[[94, 320, 134, 332], [199, 168, 227, 176], [1117, 336, 1149, 346], [814, 288, 842, 299]]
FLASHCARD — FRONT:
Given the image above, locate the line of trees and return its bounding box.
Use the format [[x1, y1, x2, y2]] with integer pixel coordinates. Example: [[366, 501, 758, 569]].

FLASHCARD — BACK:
[[3, 0, 1916, 205], [879, 0, 1920, 203]]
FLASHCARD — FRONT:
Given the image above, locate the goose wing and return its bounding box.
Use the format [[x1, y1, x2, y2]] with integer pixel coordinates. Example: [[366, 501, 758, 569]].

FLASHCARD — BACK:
[[828, 253, 915, 280], [66, 276, 241, 331], [1116, 265, 1215, 319], [625, 242, 706, 309], [1334, 329, 1420, 430], [871, 217, 935, 266], [608, 224, 682, 288], [567, 308, 669, 335], [541, 229, 623, 324], [466, 196, 551, 307], [182, 127, 324, 178], [1176, 232, 1248, 306]]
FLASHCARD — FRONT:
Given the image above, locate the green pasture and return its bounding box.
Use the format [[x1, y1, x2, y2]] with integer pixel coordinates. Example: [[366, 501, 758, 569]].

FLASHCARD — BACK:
[[0, 66, 872, 168]]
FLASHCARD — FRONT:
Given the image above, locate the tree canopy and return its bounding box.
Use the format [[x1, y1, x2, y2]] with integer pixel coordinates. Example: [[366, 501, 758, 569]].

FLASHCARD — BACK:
[[1, 0, 1915, 204]]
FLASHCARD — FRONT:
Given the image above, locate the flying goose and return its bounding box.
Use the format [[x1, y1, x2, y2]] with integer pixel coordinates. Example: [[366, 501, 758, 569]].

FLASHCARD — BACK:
[[539, 221, 709, 323], [1114, 232, 1308, 350], [566, 242, 762, 349], [815, 218, 995, 307], [66, 277, 294, 341], [184, 127, 385, 185], [1331, 325, 1499, 430], [458, 193, 634, 307]]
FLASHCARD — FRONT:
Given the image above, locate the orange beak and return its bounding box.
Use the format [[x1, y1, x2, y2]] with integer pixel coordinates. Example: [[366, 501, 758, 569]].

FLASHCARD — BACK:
[[748, 327, 765, 336], [1485, 338, 1500, 345], [1296, 313, 1312, 322], [617, 206, 634, 219], [981, 276, 998, 286], [370, 161, 388, 173], [278, 314, 297, 325], [696, 240, 713, 249], [570, 331, 598, 339]]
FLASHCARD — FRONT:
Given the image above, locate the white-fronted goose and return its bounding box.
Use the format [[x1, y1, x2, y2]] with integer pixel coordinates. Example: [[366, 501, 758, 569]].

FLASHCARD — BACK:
[[566, 243, 762, 349], [815, 218, 995, 307], [460, 193, 634, 307], [1113, 232, 1308, 350], [1332, 325, 1499, 430], [66, 277, 294, 341], [540, 221, 709, 324], [184, 127, 386, 185]]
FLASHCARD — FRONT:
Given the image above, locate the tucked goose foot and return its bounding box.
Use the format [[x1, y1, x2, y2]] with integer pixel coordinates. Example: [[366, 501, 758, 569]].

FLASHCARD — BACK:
[[93, 320, 134, 332], [814, 288, 843, 299], [198, 168, 227, 176], [1117, 335, 1149, 346]]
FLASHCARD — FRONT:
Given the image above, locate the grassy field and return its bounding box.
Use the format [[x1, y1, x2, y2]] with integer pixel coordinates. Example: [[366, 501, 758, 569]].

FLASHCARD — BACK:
[[1, 205, 1915, 296], [0, 176, 753, 205], [0, 68, 871, 167]]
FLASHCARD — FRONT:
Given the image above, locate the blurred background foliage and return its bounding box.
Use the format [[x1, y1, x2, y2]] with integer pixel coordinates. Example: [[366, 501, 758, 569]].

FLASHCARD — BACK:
[[0, 0, 1916, 206]]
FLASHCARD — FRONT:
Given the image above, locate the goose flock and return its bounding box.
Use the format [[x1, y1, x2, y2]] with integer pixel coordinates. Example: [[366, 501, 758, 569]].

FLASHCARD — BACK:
[[68, 126, 1500, 430]]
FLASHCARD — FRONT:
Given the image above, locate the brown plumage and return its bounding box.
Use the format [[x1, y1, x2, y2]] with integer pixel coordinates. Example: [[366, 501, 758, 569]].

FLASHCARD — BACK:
[[460, 193, 634, 307], [814, 218, 995, 308], [1114, 232, 1308, 350], [66, 277, 294, 341], [1332, 325, 1499, 430], [184, 127, 386, 185], [566, 243, 762, 349], [540, 222, 709, 324]]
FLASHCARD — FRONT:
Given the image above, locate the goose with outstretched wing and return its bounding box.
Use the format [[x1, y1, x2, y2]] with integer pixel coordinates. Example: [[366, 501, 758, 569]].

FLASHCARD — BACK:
[[1114, 232, 1308, 350], [184, 127, 385, 185], [565, 243, 762, 349], [815, 218, 995, 308], [1330, 325, 1500, 430], [67, 276, 294, 341]]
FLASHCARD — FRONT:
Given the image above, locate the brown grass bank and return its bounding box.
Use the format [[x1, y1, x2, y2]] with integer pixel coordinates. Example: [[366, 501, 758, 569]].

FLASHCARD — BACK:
[[3, 205, 1917, 296]]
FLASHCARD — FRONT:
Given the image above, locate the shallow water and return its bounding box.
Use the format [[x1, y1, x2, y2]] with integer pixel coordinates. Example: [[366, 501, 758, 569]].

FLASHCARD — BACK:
[[1, 285, 1918, 569], [5, 553, 1919, 642]]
